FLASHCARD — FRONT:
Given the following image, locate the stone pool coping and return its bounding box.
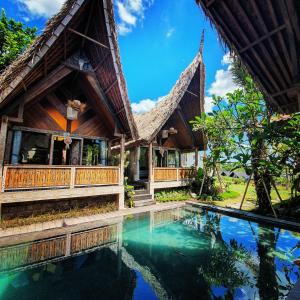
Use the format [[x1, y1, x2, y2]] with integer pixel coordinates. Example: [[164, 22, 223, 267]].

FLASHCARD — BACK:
[[187, 201, 300, 232], [0, 202, 185, 239]]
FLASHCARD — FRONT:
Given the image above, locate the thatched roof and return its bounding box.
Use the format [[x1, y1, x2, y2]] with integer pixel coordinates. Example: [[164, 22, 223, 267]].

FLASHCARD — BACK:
[[133, 50, 205, 149], [196, 0, 300, 114], [0, 0, 138, 139]]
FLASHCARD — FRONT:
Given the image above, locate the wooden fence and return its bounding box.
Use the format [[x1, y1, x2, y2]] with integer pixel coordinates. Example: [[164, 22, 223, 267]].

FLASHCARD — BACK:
[[1, 165, 120, 192], [153, 167, 195, 182]]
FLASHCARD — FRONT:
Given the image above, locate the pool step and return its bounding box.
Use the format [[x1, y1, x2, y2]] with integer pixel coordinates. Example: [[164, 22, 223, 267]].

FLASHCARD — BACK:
[[133, 190, 155, 207], [134, 199, 156, 207]]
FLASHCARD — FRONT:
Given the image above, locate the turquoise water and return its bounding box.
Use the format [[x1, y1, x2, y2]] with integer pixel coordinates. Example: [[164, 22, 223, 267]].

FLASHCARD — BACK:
[[0, 206, 300, 299]]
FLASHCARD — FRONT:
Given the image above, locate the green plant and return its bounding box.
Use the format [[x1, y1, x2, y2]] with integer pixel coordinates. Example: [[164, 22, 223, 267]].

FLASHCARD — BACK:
[[124, 177, 135, 208], [219, 190, 240, 200], [0, 9, 37, 72], [155, 188, 191, 202]]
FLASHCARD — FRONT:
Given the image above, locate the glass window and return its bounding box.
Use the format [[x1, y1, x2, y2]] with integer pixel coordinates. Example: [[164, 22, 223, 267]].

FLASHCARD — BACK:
[[82, 139, 107, 166], [18, 132, 50, 164]]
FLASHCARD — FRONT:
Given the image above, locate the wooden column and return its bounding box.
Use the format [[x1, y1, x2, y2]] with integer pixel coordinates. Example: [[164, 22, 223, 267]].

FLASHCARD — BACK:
[[194, 147, 199, 169], [0, 116, 8, 180], [0, 116, 8, 222], [148, 142, 154, 198], [120, 135, 125, 185], [148, 142, 153, 183], [134, 146, 140, 181]]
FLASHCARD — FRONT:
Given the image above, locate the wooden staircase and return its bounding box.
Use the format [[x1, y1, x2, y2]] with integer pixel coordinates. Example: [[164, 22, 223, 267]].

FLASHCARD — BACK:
[[133, 189, 155, 207]]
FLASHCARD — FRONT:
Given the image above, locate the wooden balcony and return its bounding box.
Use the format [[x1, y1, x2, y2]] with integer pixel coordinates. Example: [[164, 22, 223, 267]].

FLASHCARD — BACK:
[[153, 167, 195, 182], [1, 165, 120, 192]]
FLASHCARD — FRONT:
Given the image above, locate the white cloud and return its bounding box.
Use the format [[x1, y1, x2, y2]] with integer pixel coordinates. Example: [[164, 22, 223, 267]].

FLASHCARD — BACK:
[[166, 28, 175, 38], [132, 96, 165, 114], [116, 0, 154, 36], [205, 52, 238, 112], [208, 68, 238, 97], [17, 0, 64, 18], [204, 96, 214, 113], [117, 2, 137, 26]]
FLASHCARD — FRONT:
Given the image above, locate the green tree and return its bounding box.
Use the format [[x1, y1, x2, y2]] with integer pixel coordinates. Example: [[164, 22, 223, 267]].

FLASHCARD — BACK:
[[191, 77, 300, 213], [0, 9, 37, 72]]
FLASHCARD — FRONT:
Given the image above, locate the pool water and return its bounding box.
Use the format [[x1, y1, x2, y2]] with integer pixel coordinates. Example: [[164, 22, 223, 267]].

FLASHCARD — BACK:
[[0, 205, 300, 300]]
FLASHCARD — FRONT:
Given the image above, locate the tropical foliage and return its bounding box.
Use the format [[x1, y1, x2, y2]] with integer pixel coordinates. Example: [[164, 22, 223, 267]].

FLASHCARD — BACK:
[[191, 72, 300, 213], [0, 9, 36, 72]]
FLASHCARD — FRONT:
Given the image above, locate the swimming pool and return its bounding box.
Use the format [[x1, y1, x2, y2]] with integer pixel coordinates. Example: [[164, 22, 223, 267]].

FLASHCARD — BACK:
[[0, 205, 299, 299]]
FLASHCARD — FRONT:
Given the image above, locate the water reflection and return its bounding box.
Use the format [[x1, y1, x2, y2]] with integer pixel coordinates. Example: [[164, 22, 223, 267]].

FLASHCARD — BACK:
[[0, 206, 299, 299]]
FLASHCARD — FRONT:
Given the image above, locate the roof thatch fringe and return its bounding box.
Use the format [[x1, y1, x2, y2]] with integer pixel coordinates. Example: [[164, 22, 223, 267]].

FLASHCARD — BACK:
[[134, 52, 203, 142], [0, 0, 78, 93]]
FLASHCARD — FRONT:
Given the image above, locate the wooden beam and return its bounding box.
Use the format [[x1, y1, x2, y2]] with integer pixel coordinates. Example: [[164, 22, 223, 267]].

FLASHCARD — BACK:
[[81, 72, 125, 133], [81, 0, 95, 48], [68, 28, 109, 49], [104, 79, 118, 94], [21, 65, 72, 105], [271, 84, 300, 97], [239, 24, 286, 54], [211, 5, 277, 96], [94, 52, 111, 72], [186, 90, 199, 98], [233, 1, 287, 89], [279, 0, 299, 81], [177, 106, 195, 146], [248, 1, 291, 85]]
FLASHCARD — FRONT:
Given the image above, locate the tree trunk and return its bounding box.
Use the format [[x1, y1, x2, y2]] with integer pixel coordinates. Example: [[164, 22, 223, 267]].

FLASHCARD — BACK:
[[251, 139, 272, 213], [257, 224, 279, 300]]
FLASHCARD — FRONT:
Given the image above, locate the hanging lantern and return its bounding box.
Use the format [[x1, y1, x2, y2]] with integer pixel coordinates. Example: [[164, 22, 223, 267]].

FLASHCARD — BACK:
[[161, 130, 169, 139], [67, 100, 86, 120], [168, 127, 178, 135], [159, 147, 165, 157]]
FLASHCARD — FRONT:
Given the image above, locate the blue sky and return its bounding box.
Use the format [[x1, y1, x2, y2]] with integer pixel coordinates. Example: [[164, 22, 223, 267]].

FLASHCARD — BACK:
[[2, 0, 238, 113]]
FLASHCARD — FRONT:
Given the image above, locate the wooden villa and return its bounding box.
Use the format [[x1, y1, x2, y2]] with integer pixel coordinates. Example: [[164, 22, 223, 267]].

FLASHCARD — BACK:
[[196, 0, 300, 113], [126, 44, 206, 206], [0, 0, 138, 219]]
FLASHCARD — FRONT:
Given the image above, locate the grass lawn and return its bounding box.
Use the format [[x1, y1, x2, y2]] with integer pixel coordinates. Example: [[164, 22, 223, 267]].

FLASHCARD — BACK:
[[200, 182, 291, 211]]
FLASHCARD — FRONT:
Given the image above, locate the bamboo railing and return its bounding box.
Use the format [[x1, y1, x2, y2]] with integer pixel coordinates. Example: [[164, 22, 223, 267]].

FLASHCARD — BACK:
[[0, 224, 118, 273], [1, 165, 120, 192], [153, 167, 195, 182]]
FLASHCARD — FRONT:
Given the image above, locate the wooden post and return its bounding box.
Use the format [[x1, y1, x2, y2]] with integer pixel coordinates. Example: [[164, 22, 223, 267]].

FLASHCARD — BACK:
[[120, 135, 125, 185], [70, 167, 76, 188], [148, 142, 153, 183], [271, 178, 283, 203], [65, 233, 71, 256], [0, 116, 8, 187], [194, 147, 199, 169], [148, 142, 154, 198], [239, 173, 252, 209], [134, 146, 140, 181], [262, 178, 278, 218]]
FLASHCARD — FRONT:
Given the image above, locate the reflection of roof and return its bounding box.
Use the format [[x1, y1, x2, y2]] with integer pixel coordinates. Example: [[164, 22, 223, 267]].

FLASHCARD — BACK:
[[197, 0, 300, 114], [133, 51, 205, 146], [0, 0, 137, 138]]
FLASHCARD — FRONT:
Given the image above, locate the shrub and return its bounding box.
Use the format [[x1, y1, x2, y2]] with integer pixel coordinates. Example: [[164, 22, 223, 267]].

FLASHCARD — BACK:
[[155, 188, 191, 202]]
